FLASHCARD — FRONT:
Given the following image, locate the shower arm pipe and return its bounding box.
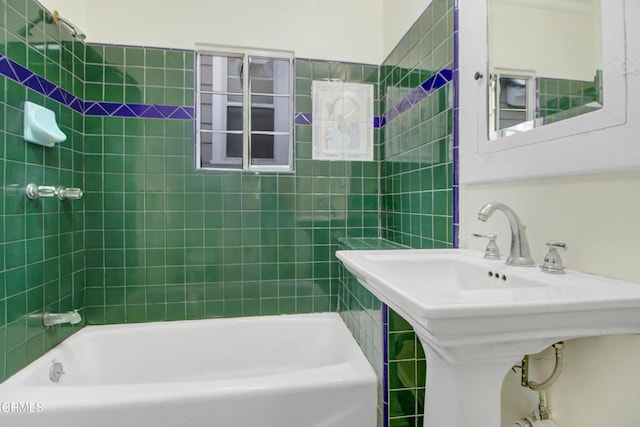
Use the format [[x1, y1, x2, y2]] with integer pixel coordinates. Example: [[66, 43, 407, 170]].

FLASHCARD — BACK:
[[52, 10, 86, 41]]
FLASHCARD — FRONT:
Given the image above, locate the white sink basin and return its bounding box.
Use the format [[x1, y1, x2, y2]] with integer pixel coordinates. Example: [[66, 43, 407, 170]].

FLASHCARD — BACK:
[[336, 248, 640, 427]]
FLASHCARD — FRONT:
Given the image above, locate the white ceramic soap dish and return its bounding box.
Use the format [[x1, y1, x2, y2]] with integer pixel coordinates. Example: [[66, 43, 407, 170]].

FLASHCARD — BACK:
[[23, 101, 67, 147]]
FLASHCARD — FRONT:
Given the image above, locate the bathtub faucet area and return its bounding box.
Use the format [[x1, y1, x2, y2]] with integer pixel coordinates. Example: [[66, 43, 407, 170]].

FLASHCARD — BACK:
[[42, 310, 82, 327], [0, 313, 375, 427]]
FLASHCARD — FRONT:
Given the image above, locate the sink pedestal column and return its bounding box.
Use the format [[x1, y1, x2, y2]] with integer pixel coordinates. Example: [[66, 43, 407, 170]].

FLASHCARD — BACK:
[[419, 339, 522, 427]]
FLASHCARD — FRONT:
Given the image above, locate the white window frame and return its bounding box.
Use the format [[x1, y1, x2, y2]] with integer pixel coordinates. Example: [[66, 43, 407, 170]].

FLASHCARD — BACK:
[[195, 45, 294, 172], [489, 69, 537, 139]]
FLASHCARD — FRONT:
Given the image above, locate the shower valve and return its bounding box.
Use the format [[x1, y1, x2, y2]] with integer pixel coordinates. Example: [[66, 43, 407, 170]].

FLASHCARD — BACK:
[[25, 183, 56, 199], [55, 186, 83, 200]]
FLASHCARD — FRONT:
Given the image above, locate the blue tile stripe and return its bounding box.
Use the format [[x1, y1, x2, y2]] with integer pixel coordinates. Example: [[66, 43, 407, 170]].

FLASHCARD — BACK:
[[0, 54, 194, 120], [294, 112, 313, 125], [296, 65, 452, 129], [452, 3, 460, 250], [382, 303, 389, 425], [384, 66, 453, 124]]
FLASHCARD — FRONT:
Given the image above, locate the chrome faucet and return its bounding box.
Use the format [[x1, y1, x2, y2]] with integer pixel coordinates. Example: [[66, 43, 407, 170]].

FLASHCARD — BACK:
[[477, 202, 535, 267], [42, 310, 82, 327]]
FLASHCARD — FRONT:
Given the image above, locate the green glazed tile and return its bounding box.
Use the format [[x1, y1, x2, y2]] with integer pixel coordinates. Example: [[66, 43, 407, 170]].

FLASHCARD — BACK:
[[146, 304, 166, 322], [5, 344, 27, 379], [125, 47, 145, 66], [312, 62, 329, 80], [126, 305, 146, 323], [145, 67, 165, 87], [295, 60, 312, 79], [26, 46, 44, 75], [104, 66, 124, 84], [85, 64, 104, 82], [165, 88, 184, 105], [104, 84, 124, 103], [104, 46, 125, 65], [165, 69, 185, 87], [165, 51, 185, 69], [145, 49, 165, 68], [145, 86, 165, 104], [105, 306, 126, 324], [329, 63, 347, 81]]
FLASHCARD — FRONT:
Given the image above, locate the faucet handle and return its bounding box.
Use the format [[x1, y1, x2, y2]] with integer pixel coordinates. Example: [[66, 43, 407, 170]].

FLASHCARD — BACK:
[[545, 241, 567, 250], [472, 232, 501, 259], [540, 241, 568, 274], [26, 183, 56, 199], [56, 186, 83, 200]]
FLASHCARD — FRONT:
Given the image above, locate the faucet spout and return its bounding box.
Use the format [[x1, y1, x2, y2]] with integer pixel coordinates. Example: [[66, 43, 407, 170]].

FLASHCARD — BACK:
[[477, 202, 535, 267], [43, 310, 82, 327]]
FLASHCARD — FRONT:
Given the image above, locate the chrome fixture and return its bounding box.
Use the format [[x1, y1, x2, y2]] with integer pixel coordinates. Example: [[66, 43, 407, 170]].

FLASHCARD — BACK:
[[25, 183, 56, 199], [540, 241, 568, 274], [42, 310, 82, 327], [55, 186, 83, 200], [477, 202, 535, 266], [513, 342, 564, 422], [49, 360, 65, 383], [26, 184, 83, 200], [52, 10, 86, 41], [519, 342, 565, 391], [19, 7, 86, 42], [472, 232, 501, 259]]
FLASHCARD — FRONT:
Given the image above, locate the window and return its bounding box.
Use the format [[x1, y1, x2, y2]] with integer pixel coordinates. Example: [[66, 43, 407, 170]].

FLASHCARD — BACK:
[[196, 47, 294, 171], [488, 70, 536, 138]]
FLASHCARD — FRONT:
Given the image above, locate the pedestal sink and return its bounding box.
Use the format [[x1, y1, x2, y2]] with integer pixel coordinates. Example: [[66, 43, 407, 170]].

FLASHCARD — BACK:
[[336, 249, 640, 427]]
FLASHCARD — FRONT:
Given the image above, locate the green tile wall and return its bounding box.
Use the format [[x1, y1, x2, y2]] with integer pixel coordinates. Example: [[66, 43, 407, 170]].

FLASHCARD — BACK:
[[386, 308, 426, 427], [380, 1, 455, 424], [0, 0, 85, 382], [538, 74, 600, 122], [84, 44, 193, 106], [0, 10, 454, 427], [83, 52, 380, 324], [0, 2, 383, 382], [380, 0, 455, 250], [337, 237, 408, 426]]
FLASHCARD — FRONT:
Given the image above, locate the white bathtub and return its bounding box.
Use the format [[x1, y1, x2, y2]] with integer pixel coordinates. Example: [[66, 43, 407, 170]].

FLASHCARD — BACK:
[[0, 313, 376, 427]]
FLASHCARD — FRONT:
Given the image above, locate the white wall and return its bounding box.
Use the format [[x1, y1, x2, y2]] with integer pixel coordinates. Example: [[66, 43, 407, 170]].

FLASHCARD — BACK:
[[461, 171, 640, 283], [490, 0, 601, 81], [41, 0, 436, 63], [38, 0, 384, 64], [36, 0, 86, 30], [460, 0, 640, 424], [461, 171, 640, 426], [382, 0, 432, 60]]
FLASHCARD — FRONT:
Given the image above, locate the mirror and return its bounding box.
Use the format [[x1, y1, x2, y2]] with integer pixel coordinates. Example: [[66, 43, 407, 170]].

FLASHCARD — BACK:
[[458, 0, 631, 184], [488, 0, 602, 140]]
